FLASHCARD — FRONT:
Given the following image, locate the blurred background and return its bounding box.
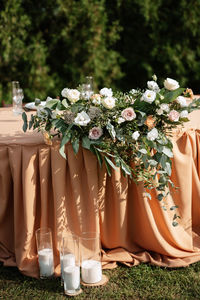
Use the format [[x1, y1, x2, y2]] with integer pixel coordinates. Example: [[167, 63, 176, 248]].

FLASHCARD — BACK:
[[1, 0, 200, 105]]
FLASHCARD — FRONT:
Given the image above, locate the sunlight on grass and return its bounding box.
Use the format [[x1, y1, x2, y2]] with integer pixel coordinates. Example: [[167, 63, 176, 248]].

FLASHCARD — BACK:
[[0, 262, 200, 299]]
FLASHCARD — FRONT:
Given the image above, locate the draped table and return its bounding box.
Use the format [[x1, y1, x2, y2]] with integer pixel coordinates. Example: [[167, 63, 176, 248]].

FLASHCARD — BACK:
[[0, 106, 200, 278]]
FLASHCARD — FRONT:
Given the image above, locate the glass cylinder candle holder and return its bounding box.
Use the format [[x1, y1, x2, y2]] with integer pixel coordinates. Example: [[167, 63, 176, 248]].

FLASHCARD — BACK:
[[80, 232, 102, 284], [35, 228, 54, 279], [62, 234, 81, 296], [12, 81, 23, 115]]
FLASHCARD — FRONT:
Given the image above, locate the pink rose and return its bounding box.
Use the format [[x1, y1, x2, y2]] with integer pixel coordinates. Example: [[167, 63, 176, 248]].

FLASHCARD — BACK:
[[89, 127, 103, 140], [168, 110, 180, 122], [121, 107, 136, 121]]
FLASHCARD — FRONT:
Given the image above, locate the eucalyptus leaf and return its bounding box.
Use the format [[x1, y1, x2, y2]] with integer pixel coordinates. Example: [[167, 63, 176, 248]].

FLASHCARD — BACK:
[[163, 147, 173, 158], [82, 136, 91, 150], [104, 156, 118, 170], [106, 122, 116, 140], [162, 88, 185, 103], [22, 112, 28, 132], [104, 157, 112, 176], [72, 138, 79, 154], [45, 99, 60, 109]]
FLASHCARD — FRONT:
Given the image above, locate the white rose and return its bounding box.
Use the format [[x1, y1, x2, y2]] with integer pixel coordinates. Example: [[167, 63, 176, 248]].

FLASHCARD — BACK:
[[102, 96, 116, 109], [100, 87, 113, 97], [156, 108, 163, 115], [164, 78, 180, 90], [89, 127, 103, 140], [132, 131, 140, 140], [141, 90, 156, 103], [147, 128, 158, 141], [176, 96, 188, 107], [62, 88, 80, 103], [160, 103, 170, 112], [147, 81, 160, 92], [117, 117, 125, 124], [74, 111, 91, 126], [46, 96, 53, 102], [180, 110, 189, 118]]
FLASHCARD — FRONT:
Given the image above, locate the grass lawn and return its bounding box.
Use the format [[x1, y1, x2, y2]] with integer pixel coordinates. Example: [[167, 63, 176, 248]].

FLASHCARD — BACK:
[[0, 261, 200, 299]]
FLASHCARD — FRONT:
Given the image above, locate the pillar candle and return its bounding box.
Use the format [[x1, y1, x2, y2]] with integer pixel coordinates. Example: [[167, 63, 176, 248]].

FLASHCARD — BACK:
[[64, 265, 80, 291], [38, 248, 54, 277], [81, 259, 102, 284]]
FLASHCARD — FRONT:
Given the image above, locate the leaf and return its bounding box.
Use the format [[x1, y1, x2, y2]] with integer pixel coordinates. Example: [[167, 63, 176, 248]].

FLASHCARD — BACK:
[[148, 159, 158, 166], [45, 99, 59, 109], [94, 147, 103, 168], [163, 147, 173, 158], [82, 136, 91, 150], [59, 132, 71, 159], [106, 122, 116, 140], [62, 98, 69, 108], [22, 112, 28, 132], [162, 88, 185, 103], [157, 193, 164, 201], [172, 221, 178, 227], [165, 162, 172, 176], [120, 160, 132, 176], [72, 138, 79, 154], [171, 206, 178, 211], [104, 156, 118, 170], [104, 157, 112, 176]]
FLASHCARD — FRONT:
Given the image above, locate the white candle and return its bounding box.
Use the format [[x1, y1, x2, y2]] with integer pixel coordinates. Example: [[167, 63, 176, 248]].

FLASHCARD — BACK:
[[60, 253, 75, 280], [38, 248, 54, 277], [81, 259, 102, 284], [64, 265, 80, 291]]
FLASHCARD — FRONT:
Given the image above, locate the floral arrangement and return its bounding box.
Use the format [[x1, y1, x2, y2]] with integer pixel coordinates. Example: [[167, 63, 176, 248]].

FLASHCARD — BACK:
[[22, 76, 200, 225]]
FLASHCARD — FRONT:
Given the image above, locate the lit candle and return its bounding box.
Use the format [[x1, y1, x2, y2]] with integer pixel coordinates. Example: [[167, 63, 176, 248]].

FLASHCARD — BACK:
[[63, 265, 80, 291], [81, 259, 102, 283], [38, 248, 54, 278]]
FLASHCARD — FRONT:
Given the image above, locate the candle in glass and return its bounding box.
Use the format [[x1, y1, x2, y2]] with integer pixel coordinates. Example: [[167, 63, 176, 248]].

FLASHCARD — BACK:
[[36, 228, 54, 279]]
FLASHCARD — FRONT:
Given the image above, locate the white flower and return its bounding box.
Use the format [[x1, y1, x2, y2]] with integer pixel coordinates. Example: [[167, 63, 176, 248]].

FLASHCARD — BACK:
[[121, 107, 136, 121], [147, 81, 160, 92], [168, 110, 180, 122], [129, 89, 137, 95], [147, 128, 158, 141], [156, 108, 163, 115], [91, 94, 101, 105], [164, 78, 179, 90], [46, 96, 53, 102], [102, 96, 116, 109], [100, 87, 113, 97], [62, 88, 80, 103], [152, 74, 157, 81], [117, 117, 125, 124], [160, 103, 170, 112], [180, 110, 189, 118], [74, 111, 91, 126], [141, 90, 156, 103], [132, 131, 140, 140], [89, 127, 103, 140], [176, 96, 188, 107]]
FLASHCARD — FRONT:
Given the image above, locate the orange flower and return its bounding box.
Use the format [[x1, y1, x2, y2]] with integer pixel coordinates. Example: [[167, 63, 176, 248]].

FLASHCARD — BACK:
[[145, 115, 156, 129], [183, 88, 194, 98], [43, 131, 52, 146]]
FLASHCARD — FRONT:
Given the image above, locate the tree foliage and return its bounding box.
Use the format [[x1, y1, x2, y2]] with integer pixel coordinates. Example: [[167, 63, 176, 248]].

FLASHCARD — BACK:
[[1, 0, 200, 104]]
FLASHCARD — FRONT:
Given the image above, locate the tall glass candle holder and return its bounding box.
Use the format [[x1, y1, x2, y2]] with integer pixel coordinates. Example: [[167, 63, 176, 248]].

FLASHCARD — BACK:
[[12, 81, 23, 115], [35, 228, 54, 279], [80, 232, 102, 284], [62, 234, 81, 296]]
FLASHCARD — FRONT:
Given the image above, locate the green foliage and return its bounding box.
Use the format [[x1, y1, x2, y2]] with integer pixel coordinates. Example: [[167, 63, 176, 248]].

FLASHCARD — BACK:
[[1, 0, 200, 104]]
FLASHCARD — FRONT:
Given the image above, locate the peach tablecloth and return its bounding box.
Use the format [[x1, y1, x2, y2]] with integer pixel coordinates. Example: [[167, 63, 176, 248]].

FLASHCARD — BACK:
[[0, 107, 200, 278]]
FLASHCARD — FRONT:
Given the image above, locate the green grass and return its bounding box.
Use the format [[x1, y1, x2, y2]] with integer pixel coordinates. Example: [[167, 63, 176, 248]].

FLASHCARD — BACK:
[[0, 261, 200, 299]]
